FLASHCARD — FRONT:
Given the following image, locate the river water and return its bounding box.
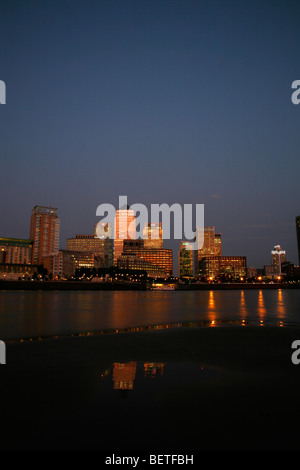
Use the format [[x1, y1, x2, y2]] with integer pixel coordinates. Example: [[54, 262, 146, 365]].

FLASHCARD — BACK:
[[1, 289, 299, 340]]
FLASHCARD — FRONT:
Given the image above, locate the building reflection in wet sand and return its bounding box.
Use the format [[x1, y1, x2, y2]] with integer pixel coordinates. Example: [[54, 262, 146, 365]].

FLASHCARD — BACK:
[[113, 362, 137, 392], [111, 362, 165, 393], [144, 362, 164, 377], [100, 361, 206, 395]]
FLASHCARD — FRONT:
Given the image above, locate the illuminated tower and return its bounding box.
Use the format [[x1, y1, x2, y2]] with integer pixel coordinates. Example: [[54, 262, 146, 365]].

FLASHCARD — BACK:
[[194, 226, 216, 276], [214, 233, 222, 256], [30, 206, 60, 265], [143, 222, 163, 249], [113, 207, 136, 265], [271, 245, 286, 275], [178, 241, 194, 278]]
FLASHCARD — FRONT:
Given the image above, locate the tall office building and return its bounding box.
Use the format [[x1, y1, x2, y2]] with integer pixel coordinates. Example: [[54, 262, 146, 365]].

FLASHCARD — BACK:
[[113, 208, 136, 265], [143, 223, 163, 249], [178, 241, 194, 278], [94, 222, 113, 267], [296, 216, 300, 265], [214, 233, 222, 256], [30, 206, 60, 265], [271, 245, 286, 275], [194, 226, 217, 276]]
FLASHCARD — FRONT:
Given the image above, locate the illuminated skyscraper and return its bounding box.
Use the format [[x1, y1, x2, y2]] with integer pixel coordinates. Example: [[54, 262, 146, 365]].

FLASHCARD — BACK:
[[143, 222, 163, 249], [296, 216, 300, 265], [194, 226, 217, 276], [214, 233, 222, 256], [30, 206, 60, 265], [271, 245, 286, 275], [178, 241, 194, 278], [113, 207, 136, 265]]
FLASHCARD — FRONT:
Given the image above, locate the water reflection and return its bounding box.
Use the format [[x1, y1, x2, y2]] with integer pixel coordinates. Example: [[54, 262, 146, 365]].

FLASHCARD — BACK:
[[207, 290, 216, 325], [257, 290, 266, 325], [276, 290, 286, 324], [240, 290, 248, 324], [1, 289, 299, 341]]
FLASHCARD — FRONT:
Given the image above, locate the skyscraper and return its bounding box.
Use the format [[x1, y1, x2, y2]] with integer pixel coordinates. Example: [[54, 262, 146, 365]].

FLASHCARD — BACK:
[[143, 222, 163, 249], [296, 216, 300, 265], [113, 207, 136, 265], [214, 233, 222, 256], [30, 205, 60, 265], [194, 226, 217, 276], [178, 241, 194, 278], [271, 245, 286, 275]]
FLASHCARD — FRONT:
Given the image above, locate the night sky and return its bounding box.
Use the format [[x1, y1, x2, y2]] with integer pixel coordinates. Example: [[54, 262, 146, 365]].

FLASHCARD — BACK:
[[1, 0, 300, 274]]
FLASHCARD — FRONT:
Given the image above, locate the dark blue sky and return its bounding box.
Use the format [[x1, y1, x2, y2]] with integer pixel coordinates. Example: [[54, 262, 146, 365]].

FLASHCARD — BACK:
[[1, 0, 300, 273]]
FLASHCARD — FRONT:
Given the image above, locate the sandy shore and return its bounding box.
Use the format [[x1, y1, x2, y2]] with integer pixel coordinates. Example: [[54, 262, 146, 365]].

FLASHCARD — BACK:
[[2, 326, 300, 450]]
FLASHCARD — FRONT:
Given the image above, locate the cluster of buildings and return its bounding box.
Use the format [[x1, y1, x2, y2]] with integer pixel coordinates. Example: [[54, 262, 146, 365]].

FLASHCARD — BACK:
[[0, 205, 172, 280], [178, 228, 247, 280], [0, 204, 299, 282]]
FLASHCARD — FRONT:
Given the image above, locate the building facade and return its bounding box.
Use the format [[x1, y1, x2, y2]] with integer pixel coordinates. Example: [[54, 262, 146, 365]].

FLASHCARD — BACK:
[[271, 245, 286, 275], [194, 227, 222, 275], [199, 256, 247, 280], [122, 240, 173, 276], [43, 250, 76, 278], [0, 237, 33, 264], [0, 237, 37, 280], [143, 223, 163, 249], [30, 205, 60, 265], [114, 208, 136, 265], [178, 241, 194, 278]]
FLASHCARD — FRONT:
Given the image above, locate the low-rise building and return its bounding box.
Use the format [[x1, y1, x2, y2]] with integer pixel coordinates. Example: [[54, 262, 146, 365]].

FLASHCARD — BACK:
[[199, 256, 247, 280]]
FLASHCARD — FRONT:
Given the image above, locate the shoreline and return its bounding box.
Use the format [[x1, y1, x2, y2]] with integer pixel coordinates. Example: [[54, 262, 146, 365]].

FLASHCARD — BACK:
[[3, 319, 297, 344], [0, 279, 299, 291]]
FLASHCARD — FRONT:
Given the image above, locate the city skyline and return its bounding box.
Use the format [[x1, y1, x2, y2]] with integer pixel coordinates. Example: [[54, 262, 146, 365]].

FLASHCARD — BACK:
[[1, 201, 299, 277]]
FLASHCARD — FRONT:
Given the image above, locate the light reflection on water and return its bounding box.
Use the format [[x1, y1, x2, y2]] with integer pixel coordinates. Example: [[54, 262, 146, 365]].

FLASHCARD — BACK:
[[0, 289, 299, 341]]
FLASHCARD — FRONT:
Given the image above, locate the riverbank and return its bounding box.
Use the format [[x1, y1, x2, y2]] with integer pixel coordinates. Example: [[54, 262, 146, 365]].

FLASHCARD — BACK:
[[0, 279, 299, 290], [2, 325, 300, 450]]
